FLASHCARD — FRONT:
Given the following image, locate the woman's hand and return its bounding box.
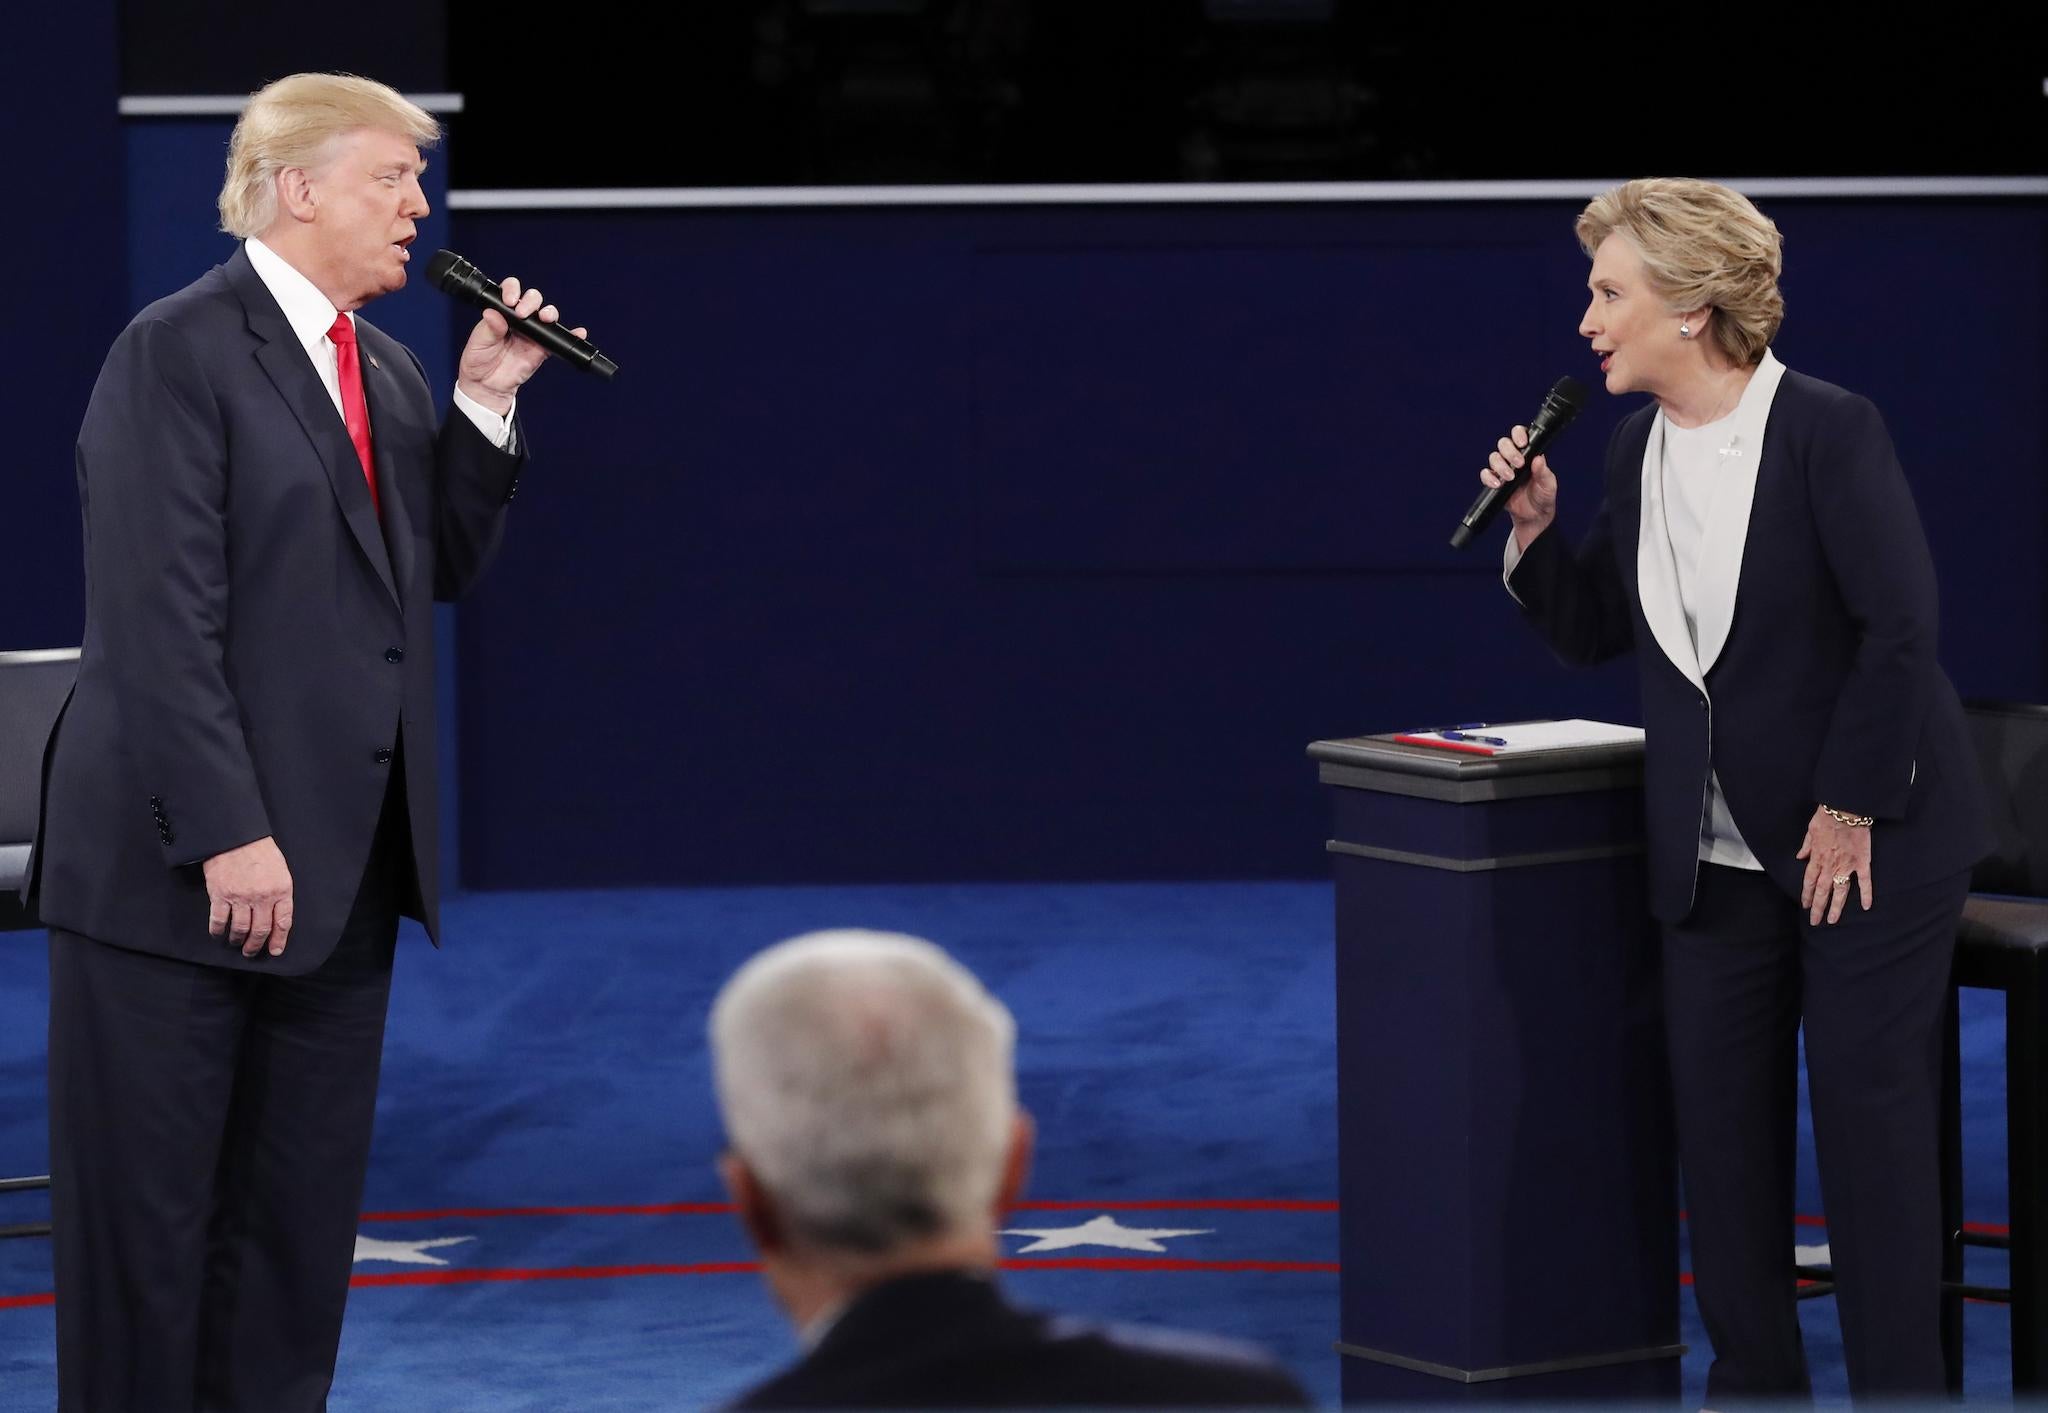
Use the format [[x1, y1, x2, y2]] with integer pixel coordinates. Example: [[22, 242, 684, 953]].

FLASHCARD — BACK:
[[1796, 806, 1874, 925], [1479, 425, 1558, 549]]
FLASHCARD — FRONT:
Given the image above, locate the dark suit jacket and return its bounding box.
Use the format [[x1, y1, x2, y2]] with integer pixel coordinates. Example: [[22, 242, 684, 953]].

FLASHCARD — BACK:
[[30, 244, 526, 974], [728, 1270, 1311, 1409], [1509, 368, 1991, 923]]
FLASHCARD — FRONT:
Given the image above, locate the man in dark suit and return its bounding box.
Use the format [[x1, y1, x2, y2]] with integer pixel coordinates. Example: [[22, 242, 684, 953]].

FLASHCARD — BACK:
[[27, 72, 587, 1411], [709, 929, 1311, 1410]]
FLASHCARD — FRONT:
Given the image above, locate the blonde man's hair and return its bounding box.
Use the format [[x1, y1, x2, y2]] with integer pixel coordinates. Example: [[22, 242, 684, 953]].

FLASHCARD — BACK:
[[1576, 178, 1785, 367], [218, 73, 440, 238]]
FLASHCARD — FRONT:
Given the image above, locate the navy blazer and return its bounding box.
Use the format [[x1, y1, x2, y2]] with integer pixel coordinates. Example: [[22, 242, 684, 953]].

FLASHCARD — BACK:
[[30, 245, 526, 973], [728, 1270, 1311, 1409], [1509, 369, 1990, 924]]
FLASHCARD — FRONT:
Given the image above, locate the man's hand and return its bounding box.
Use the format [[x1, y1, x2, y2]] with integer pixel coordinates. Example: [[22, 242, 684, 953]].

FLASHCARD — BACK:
[[202, 836, 294, 958], [455, 276, 589, 415]]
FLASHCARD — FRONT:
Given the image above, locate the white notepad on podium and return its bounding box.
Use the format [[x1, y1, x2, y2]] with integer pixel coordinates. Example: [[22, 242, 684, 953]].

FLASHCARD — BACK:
[[1394, 719, 1645, 756]]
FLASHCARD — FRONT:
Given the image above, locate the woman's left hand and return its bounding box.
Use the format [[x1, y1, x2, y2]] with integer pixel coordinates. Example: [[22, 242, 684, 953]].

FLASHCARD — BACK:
[[1796, 806, 1874, 925]]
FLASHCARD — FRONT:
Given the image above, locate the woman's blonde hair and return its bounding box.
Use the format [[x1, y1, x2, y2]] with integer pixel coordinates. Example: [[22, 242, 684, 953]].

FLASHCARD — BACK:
[[218, 73, 440, 238], [1576, 178, 1785, 367]]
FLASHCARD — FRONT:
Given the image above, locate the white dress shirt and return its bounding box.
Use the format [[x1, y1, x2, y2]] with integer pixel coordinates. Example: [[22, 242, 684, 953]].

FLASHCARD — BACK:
[[245, 237, 513, 449]]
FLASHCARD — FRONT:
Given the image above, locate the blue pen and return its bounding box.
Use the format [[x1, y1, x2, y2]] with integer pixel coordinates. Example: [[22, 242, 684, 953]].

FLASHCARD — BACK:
[[1411, 721, 1489, 733], [1441, 731, 1509, 746]]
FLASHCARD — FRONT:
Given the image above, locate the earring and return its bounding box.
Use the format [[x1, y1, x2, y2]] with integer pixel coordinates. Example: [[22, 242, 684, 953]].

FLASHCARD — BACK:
[[1678, 323, 1692, 339]]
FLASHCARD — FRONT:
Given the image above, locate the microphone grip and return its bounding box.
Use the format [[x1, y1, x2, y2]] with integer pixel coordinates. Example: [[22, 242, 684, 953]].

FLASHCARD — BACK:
[[469, 283, 618, 379], [1448, 423, 1556, 550], [430, 250, 619, 379], [1449, 471, 1526, 551]]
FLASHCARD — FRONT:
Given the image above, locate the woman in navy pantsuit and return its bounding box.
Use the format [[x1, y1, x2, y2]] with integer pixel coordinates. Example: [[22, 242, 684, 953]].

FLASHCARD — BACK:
[[1481, 178, 1991, 1404]]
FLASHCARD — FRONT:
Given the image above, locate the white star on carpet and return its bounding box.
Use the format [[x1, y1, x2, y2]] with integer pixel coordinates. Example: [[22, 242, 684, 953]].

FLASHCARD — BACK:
[[353, 1234, 476, 1266], [1001, 1214, 1213, 1254], [1795, 1242, 1831, 1267]]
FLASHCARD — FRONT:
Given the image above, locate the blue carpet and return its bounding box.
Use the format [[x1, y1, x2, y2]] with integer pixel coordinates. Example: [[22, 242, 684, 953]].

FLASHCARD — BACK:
[[0, 883, 2018, 1408]]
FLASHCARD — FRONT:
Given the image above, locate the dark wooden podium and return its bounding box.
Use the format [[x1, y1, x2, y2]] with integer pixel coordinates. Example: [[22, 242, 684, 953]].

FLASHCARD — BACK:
[[1307, 729, 1681, 1401]]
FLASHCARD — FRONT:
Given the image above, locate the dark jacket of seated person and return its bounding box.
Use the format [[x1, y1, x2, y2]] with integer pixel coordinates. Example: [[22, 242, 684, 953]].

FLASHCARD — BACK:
[[726, 1268, 1310, 1409]]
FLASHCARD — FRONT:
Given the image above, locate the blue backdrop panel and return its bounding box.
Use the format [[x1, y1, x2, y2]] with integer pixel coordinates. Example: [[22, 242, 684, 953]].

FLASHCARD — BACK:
[[970, 231, 1551, 572], [449, 199, 2046, 887], [1764, 201, 2045, 706], [1, 5, 125, 652]]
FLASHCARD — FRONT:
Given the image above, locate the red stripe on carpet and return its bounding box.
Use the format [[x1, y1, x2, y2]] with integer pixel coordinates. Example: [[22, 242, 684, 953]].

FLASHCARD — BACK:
[[360, 1202, 736, 1222], [351, 1262, 760, 1287], [1678, 1274, 1833, 1287], [346, 1257, 1340, 1289], [364, 1201, 2003, 1227], [1003, 1258, 1339, 1273], [8, 1204, 2016, 1308], [11, 1267, 2015, 1307], [1689, 1211, 2011, 1237], [359, 1198, 1339, 1223], [1012, 1200, 1337, 1213]]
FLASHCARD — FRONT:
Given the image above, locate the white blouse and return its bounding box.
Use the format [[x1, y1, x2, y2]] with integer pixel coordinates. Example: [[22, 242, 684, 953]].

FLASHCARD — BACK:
[[1655, 412, 1762, 870]]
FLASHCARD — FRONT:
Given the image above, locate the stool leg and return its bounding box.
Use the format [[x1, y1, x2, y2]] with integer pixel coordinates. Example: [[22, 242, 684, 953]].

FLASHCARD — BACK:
[[2011, 958, 2047, 1393], [1941, 983, 1964, 1395]]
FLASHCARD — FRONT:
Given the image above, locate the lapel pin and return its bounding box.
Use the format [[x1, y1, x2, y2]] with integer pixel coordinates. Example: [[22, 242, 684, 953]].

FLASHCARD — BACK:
[[368, 354, 381, 370]]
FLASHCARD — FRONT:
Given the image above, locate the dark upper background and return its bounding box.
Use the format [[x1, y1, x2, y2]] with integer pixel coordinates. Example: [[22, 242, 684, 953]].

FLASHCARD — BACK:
[[8, 2, 2043, 886], [119, 3, 2048, 187]]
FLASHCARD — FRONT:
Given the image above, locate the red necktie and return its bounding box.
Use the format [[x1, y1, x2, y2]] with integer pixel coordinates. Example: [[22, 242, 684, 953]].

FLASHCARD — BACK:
[[327, 313, 378, 515]]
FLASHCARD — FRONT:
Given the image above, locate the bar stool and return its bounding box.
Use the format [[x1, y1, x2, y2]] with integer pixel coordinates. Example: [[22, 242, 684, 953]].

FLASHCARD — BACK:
[[0, 647, 80, 1242], [1939, 700, 2048, 1393]]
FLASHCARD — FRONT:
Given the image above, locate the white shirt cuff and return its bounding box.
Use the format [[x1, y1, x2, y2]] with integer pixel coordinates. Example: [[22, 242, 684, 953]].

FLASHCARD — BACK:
[[1502, 530, 1527, 607], [453, 386, 516, 451]]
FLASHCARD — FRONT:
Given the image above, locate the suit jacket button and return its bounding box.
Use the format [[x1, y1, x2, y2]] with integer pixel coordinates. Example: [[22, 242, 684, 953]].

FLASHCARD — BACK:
[[374, 747, 394, 765], [385, 647, 405, 664]]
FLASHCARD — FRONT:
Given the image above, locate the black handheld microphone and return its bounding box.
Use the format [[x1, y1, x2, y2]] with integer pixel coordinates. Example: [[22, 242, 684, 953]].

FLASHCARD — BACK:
[[1448, 376, 1588, 549], [425, 250, 619, 380]]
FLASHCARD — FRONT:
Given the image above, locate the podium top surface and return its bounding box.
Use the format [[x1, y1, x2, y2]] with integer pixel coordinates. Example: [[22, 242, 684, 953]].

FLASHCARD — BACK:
[[1307, 725, 1644, 803]]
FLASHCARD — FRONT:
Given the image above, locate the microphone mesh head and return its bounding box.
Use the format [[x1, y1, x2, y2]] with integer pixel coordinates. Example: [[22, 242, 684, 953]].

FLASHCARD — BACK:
[[1551, 375, 1589, 409], [424, 249, 465, 292]]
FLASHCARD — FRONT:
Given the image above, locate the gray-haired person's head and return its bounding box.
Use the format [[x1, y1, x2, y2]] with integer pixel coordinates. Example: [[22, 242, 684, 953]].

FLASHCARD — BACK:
[[710, 929, 1019, 1258]]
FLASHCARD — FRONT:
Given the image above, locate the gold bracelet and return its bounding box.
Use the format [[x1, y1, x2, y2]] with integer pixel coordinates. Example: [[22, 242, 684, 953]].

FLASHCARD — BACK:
[[1821, 805, 1875, 828]]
